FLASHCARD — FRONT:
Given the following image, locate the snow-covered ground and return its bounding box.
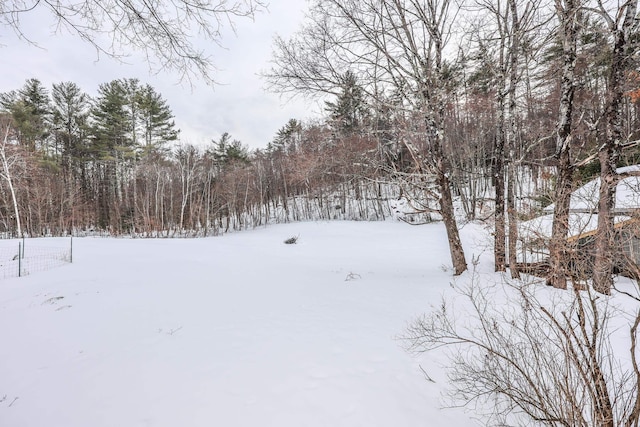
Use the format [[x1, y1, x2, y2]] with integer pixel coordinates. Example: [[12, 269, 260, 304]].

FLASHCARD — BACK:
[[16, 218, 640, 426], [0, 221, 492, 427]]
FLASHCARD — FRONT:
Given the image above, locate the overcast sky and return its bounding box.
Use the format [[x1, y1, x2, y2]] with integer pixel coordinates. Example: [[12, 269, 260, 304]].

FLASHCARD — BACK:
[[0, 0, 319, 150]]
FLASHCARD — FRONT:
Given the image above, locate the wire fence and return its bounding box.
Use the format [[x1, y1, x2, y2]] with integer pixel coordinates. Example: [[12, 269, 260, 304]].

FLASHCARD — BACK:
[[0, 238, 72, 279]]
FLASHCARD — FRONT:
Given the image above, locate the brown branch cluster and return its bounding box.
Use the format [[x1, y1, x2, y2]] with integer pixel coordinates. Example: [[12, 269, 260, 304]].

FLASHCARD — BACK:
[[405, 269, 640, 426], [0, 0, 266, 84]]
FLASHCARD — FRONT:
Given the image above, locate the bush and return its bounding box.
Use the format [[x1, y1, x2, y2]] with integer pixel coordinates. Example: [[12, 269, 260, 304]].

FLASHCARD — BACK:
[[404, 265, 640, 426]]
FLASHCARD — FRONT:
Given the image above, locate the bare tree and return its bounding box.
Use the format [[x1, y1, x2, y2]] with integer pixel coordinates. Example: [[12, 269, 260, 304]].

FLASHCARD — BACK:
[[469, 0, 547, 276], [592, 0, 639, 295], [0, 116, 23, 237], [266, 0, 468, 274], [547, 0, 581, 290], [0, 0, 266, 84], [175, 144, 201, 232], [505, 0, 523, 280]]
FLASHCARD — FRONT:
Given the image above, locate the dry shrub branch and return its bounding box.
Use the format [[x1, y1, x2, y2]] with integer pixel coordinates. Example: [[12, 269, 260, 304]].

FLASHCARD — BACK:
[[406, 264, 640, 426]]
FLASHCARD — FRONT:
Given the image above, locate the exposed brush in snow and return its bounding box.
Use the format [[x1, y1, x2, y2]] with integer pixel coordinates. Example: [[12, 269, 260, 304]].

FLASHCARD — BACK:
[[345, 272, 361, 281], [284, 235, 299, 244]]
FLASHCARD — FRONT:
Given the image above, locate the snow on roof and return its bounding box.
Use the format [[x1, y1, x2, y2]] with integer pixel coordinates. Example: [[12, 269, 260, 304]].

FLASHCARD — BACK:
[[543, 165, 640, 214], [524, 166, 640, 241], [520, 212, 632, 241]]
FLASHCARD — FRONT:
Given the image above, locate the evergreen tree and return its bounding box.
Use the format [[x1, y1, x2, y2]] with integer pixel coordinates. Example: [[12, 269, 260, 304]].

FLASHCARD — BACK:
[[90, 79, 134, 229], [0, 78, 52, 151], [122, 78, 142, 153], [325, 71, 368, 135], [137, 84, 179, 157], [271, 118, 302, 153], [209, 132, 249, 167], [90, 80, 133, 160], [51, 81, 91, 171]]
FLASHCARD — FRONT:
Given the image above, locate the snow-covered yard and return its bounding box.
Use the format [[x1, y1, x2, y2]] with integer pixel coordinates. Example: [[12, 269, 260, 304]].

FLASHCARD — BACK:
[[0, 221, 490, 427]]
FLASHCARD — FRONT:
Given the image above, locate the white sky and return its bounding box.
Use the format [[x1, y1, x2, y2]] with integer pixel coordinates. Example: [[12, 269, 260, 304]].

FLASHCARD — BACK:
[[0, 0, 320, 150]]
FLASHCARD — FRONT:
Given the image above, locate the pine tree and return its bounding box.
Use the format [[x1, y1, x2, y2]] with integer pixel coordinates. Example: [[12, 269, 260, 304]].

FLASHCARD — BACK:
[[137, 84, 179, 158], [0, 78, 52, 151], [51, 81, 91, 172], [209, 132, 249, 167], [90, 79, 134, 229], [325, 71, 368, 135], [271, 118, 302, 153], [122, 78, 142, 154], [91, 80, 133, 160]]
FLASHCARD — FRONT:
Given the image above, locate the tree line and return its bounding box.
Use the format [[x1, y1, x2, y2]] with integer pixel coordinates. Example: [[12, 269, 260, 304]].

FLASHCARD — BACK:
[[0, 78, 405, 238], [265, 0, 640, 295], [2, 0, 640, 298]]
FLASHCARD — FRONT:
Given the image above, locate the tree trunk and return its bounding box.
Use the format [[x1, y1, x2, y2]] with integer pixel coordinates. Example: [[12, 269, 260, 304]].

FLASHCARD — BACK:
[[437, 164, 467, 275], [426, 82, 467, 276], [505, 0, 520, 279], [507, 164, 520, 279], [593, 149, 617, 295], [0, 123, 22, 237], [494, 102, 507, 272], [1, 154, 21, 238], [547, 0, 578, 289], [547, 151, 573, 289], [593, 0, 637, 294]]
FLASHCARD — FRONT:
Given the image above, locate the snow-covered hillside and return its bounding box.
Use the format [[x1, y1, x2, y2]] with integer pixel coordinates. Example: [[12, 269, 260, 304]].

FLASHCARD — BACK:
[[0, 221, 487, 427]]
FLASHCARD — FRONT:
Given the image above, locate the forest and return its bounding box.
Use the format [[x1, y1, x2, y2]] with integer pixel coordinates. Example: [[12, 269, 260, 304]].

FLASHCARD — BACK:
[[0, 77, 395, 238], [4, 1, 640, 424], [1, 0, 640, 297]]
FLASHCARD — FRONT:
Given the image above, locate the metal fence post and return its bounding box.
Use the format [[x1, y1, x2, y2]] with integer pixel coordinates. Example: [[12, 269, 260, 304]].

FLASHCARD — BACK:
[[70, 236, 73, 263]]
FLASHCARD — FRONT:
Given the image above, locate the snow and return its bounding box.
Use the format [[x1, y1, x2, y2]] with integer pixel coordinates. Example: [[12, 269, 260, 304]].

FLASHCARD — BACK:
[[520, 212, 632, 241], [0, 221, 485, 427], [544, 164, 640, 214], [522, 165, 640, 243]]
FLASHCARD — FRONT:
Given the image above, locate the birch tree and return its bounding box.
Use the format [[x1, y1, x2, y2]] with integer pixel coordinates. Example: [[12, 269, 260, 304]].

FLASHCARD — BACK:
[[0, 116, 23, 237], [470, 0, 546, 275], [175, 144, 201, 231], [266, 0, 468, 275], [547, 0, 581, 289]]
